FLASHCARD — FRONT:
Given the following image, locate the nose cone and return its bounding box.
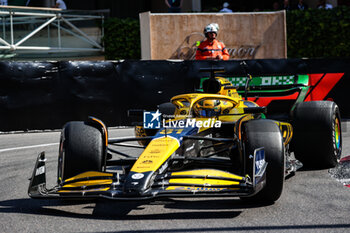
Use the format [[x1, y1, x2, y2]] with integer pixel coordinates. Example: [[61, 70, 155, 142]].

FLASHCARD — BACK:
[[123, 171, 154, 196], [130, 136, 180, 173]]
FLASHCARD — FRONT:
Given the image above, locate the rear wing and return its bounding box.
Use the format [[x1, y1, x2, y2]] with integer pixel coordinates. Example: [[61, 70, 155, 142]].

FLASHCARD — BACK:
[[234, 75, 308, 97], [200, 74, 309, 97]]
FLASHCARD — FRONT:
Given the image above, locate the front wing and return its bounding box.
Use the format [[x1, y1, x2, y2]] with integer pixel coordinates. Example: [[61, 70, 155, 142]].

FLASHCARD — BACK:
[[28, 151, 267, 200]]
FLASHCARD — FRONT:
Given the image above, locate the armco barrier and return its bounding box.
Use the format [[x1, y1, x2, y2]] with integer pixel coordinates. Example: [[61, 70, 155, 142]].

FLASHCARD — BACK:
[[0, 59, 349, 131]]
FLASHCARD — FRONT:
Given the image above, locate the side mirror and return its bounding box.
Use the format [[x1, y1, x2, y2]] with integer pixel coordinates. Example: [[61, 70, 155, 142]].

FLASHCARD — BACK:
[[158, 102, 176, 119]]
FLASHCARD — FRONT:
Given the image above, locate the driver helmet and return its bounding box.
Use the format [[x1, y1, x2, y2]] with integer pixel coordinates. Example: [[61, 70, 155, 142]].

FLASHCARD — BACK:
[[195, 99, 221, 117], [204, 23, 219, 37]]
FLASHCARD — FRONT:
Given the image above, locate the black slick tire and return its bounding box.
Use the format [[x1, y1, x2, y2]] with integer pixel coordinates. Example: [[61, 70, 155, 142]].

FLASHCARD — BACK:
[[58, 121, 105, 182], [292, 101, 342, 168]]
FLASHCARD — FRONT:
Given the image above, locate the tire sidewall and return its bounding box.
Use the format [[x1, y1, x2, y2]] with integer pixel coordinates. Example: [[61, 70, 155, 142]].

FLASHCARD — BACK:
[[243, 119, 285, 203]]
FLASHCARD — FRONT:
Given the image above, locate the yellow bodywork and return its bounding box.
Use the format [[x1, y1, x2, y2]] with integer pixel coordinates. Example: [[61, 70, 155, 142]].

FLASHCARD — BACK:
[[131, 136, 179, 173], [62, 180, 112, 188], [165, 186, 239, 191], [64, 171, 113, 182], [169, 178, 239, 186], [171, 169, 244, 180], [58, 187, 110, 193], [168, 169, 244, 186], [59, 171, 113, 193]]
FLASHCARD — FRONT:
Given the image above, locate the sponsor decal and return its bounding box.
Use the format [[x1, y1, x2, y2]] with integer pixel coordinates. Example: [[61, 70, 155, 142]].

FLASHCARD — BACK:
[[158, 162, 168, 174], [159, 128, 184, 134], [152, 143, 169, 147], [149, 149, 161, 154], [144, 110, 161, 129], [135, 166, 151, 169], [226, 45, 260, 59], [201, 76, 295, 88], [131, 173, 144, 179], [170, 31, 260, 60], [255, 149, 265, 175], [172, 187, 231, 191], [236, 76, 293, 86], [143, 155, 161, 159], [35, 166, 45, 176], [158, 128, 184, 135]]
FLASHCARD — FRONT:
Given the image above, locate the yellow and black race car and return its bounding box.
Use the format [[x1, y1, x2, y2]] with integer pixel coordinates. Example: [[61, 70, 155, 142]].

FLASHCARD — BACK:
[[28, 66, 342, 203]]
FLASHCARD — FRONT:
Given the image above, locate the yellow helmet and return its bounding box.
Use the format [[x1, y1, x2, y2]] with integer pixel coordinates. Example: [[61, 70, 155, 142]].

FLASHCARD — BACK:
[[194, 99, 221, 117]]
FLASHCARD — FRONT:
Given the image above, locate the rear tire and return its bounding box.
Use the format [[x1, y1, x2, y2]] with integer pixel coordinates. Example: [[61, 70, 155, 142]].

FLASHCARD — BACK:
[[241, 119, 285, 203], [58, 121, 105, 182], [292, 101, 342, 168]]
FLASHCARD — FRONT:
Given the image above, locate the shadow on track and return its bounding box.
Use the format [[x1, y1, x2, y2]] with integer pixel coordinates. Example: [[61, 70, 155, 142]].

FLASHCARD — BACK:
[[92, 224, 350, 233], [0, 197, 272, 220]]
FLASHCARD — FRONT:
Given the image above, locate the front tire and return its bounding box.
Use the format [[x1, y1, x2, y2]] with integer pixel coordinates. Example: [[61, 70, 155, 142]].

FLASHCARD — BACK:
[[242, 119, 285, 203], [58, 121, 105, 182]]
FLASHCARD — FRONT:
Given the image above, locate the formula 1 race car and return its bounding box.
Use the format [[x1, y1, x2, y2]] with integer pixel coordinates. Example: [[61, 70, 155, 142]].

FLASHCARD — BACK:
[[28, 65, 342, 203]]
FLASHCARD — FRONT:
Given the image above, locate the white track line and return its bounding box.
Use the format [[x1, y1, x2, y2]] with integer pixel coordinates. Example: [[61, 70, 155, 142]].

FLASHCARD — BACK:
[[0, 143, 59, 153], [0, 136, 133, 153]]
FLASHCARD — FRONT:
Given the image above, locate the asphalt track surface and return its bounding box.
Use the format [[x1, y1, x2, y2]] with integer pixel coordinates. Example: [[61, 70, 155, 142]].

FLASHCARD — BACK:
[[1, 123, 350, 233]]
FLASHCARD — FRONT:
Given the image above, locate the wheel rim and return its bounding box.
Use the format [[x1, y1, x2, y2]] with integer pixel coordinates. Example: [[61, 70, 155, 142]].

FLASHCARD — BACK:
[[335, 117, 341, 150], [334, 115, 342, 162]]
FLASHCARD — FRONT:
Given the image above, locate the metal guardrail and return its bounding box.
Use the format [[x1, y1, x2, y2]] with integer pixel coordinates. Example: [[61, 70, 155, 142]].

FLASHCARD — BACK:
[[0, 6, 105, 58]]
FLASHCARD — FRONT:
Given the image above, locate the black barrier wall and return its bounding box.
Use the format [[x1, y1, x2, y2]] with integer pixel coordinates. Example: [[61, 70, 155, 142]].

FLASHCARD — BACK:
[[0, 59, 349, 131]]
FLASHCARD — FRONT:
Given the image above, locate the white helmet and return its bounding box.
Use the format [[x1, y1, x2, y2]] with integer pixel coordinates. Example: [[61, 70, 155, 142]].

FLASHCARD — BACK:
[[204, 23, 219, 36]]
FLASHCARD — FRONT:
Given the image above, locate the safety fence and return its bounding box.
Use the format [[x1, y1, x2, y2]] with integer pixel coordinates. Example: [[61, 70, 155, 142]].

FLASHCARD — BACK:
[[0, 58, 349, 131], [0, 5, 104, 59]]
